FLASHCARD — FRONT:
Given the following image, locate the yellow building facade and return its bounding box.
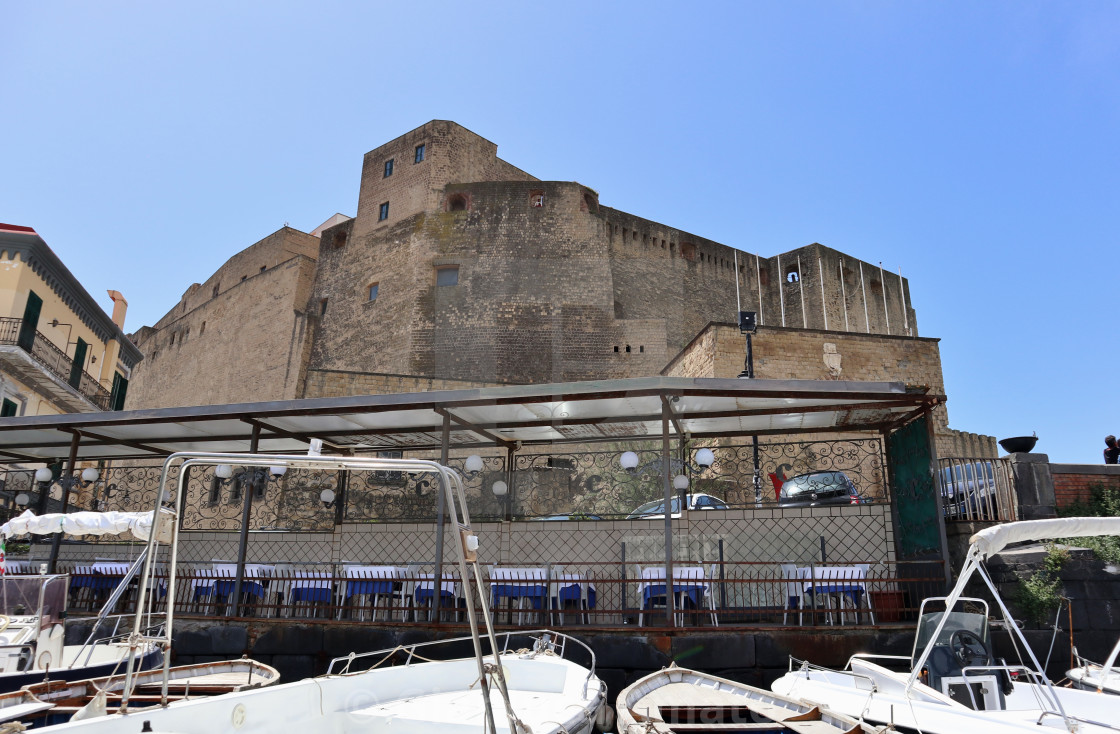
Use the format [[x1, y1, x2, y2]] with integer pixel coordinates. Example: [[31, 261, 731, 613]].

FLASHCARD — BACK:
[[0, 224, 142, 416]]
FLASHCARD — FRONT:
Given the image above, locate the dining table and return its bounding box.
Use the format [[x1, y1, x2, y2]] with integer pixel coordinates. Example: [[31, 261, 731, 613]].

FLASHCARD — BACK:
[[490, 568, 549, 624], [340, 565, 407, 620], [637, 566, 711, 626], [414, 573, 459, 621], [796, 565, 871, 624]]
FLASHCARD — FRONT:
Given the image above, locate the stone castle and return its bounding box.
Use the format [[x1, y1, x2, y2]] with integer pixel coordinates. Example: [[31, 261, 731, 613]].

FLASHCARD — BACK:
[[127, 120, 992, 458]]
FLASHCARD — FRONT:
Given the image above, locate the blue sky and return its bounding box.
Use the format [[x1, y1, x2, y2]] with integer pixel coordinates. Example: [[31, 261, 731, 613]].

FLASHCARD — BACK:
[[2, 2, 1116, 463]]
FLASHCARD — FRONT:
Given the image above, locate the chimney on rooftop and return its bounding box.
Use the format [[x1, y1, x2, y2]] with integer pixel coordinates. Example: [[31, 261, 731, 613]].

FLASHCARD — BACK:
[[106, 290, 128, 330]]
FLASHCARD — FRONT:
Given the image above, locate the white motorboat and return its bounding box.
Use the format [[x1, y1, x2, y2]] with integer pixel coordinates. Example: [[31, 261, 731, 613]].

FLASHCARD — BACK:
[[772, 516, 1120, 733], [617, 665, 895, 734], [24, 452, 606, 734], [1068, 638, 1120, 694], [0, 510, 169, 691]]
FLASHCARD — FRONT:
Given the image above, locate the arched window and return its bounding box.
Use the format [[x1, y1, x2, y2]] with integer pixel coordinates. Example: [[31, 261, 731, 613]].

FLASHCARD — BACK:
[[448, 193, 468, 211]]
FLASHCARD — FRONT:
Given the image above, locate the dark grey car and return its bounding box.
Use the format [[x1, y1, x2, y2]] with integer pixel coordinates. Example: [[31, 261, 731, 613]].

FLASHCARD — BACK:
[[778, 470, 864, 507]]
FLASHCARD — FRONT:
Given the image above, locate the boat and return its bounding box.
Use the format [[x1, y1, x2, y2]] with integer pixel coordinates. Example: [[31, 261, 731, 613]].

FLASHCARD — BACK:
[[0, 511, 168, 691], [21, 452, 607, 733], [0, 657, 280, 727], [1068, 638, 1120, 694], [617, 665, 895, 733], [772, 517, 1120, 733]]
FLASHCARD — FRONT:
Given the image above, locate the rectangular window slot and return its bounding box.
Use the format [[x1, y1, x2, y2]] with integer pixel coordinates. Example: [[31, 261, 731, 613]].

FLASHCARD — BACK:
[[436, 266, 459, 286], [414, 144, 425, 163], [379, 202, 390, 221], [384, 158, 394, 177]]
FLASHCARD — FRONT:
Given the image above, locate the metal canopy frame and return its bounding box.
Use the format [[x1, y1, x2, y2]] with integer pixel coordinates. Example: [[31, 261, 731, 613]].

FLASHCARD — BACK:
[[0, 376, 942, 627], [0, 377, 940, 464]]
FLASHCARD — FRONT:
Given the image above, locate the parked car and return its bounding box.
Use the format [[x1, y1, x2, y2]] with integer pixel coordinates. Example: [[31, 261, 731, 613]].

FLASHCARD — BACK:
[[626, 493, 729, 519], [939, 460, 997, 518], [778, 470, 864, 507]]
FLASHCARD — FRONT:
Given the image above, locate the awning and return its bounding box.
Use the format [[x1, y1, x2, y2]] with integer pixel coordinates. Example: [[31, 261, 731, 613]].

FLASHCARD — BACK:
[[0, 376, 941, 463]]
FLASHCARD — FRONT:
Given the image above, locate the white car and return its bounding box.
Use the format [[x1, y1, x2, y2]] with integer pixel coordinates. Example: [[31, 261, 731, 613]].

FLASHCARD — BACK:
[[625, 493, 728, 519]]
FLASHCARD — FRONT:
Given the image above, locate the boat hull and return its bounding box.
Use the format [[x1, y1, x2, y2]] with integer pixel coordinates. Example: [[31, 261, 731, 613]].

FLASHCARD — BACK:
[[27, 652, 603, 734], [0, 647, 163, 694], [618, 667, 884, 734]]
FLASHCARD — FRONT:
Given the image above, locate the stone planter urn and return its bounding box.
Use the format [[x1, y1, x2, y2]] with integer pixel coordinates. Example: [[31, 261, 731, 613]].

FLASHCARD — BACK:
[[999, 435, 1038, 454]]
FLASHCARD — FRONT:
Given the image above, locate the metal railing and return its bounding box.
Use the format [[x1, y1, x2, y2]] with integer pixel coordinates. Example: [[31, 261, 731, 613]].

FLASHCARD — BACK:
[[938, 456, 1018, 522], [0, 317, 111, 410], [48, 558, 945, 629]]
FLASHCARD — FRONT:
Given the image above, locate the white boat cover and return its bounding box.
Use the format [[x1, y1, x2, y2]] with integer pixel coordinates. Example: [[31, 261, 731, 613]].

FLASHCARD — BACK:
[[0, 509, 174, 543], [970, 516, 1120, 560]]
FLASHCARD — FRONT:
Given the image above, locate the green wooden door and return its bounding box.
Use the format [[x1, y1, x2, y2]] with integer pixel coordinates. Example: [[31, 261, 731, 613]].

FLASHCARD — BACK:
[[887, 414, 943, 559]]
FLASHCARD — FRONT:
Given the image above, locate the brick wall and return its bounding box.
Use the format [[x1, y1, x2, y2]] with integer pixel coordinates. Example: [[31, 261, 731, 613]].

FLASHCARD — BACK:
[[1051, 464, 1120, 509], [663, 322, 995, 457], [303, 369, 503, 398], [127, 228, 320, 408]]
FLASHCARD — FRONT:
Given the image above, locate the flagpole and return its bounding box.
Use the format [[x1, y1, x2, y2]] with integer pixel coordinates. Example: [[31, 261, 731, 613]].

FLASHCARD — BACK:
[[818, 256, 828, 331], [859, 261, 870, 333], [797, 256, 807, 329]]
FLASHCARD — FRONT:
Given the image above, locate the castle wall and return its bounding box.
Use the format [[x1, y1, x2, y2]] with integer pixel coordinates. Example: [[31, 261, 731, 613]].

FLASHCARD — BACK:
[[302, 369, 502, 398], [664, 322, 994, 457], [127, 228, 320, 409], [126, 120, 985, 454], [308, 180, 671, 383], [351, 120, 536, 242]]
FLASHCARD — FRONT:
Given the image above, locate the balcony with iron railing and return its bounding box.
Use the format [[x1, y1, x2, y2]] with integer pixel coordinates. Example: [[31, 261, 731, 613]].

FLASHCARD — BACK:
[[0, 317, 112, 410]]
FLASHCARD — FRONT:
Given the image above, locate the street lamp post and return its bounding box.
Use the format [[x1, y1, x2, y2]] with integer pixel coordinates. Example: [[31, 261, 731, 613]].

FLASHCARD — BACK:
[[737, 311, 763, 506]]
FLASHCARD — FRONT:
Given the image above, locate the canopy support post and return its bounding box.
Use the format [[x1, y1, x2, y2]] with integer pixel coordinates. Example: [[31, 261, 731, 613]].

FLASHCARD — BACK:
[[232, 425, 261, 615], [662, 399, 675, 626], [47, 432, 81, 573], [433, 413, 451, 619]]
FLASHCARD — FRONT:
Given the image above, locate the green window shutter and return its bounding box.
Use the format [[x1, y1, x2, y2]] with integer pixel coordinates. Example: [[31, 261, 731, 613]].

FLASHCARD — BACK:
[[69, 338, 88, 389], [17, 291, 42, 352], [109, 372, 129, 411], [0, 399, 17, 417]]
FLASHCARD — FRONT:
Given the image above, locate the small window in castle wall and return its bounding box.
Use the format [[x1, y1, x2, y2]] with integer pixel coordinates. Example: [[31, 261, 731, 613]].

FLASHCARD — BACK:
[[625, 345, 631, 353], [681, 243, 697, 262], [200, 322, 206, 336], [319, 298, 328, 316], [334, 231, 347, 249], [241, 275, 247, 282], [169, 333, 175, 346], [436, 266, 459, 287], [384, 158, 394, 177], [448, 193, 468, 211], [368, 283, 379, 302], [379, 202, 390, 221], [639, 345, 644, 353], [212, 283, 219, 298], [786, 267, 800, 283], [614, 346, 619, 353], [260, 265, 266, 273], [414, 144, 426, 163], [529, 190, 544, 207]]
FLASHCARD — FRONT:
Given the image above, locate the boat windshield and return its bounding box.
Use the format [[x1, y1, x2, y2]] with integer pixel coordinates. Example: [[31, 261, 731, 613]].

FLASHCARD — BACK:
[[0, 576, 66, 628], [914, 610, 991, 652]]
